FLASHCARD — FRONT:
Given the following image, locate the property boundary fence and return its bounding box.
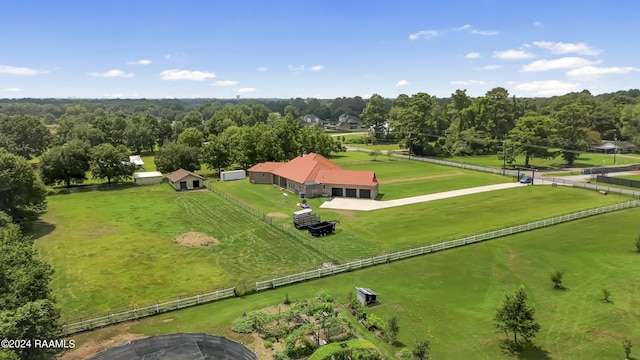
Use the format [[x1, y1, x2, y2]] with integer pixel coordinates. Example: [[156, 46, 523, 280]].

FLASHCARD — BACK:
[[255, 200, 640, 291], [595, 175, 640, 189], [207, 184, 342, 262], [61, 288, 235, 336], [539, 177, 640, 198], [60, 199, 640, 336]]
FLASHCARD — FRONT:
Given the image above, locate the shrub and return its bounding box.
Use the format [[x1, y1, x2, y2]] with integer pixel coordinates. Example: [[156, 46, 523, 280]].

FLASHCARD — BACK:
[[363, 313, 384, 331], [635, 234, 640, 253], [551, 270, 564, 289], [284, 293, 291, 305], [398, 348, 412, 359], [264, 340, 274, 349]]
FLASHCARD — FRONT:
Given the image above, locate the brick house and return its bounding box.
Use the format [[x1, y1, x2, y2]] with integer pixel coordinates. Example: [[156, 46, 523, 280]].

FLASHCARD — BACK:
[[247, 153, 378, 199]]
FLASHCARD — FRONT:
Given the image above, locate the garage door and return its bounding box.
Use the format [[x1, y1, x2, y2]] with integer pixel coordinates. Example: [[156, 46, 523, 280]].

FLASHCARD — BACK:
[[345, 188, 357, 198], [359, 189, 371, 199], [331, 187, 343, 197]]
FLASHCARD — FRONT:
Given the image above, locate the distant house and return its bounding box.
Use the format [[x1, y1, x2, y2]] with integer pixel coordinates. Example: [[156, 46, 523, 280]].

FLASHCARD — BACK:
[[301, 114, 323, 127], [591, 140, 636, 154], [336, 113, 363, 130], [133, 171, 163, 186], [167, 169, 205, 190], [247, 153, 378, 199]]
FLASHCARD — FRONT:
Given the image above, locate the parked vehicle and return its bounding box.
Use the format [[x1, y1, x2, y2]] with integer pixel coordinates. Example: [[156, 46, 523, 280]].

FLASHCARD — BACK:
[[293, 209, 321, 229], [519, 176, 533, 184]]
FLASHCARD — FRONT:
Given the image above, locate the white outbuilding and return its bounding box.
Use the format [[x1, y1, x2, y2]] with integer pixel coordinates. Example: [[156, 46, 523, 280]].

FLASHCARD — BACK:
[[220, 170, 246, 181], [133, 171, 163, 185]]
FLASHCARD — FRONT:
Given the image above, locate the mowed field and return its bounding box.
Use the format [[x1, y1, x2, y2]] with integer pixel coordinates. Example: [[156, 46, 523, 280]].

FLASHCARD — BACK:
[[215, 152, 631, 259], [66, 208, 640, 360], [438, 152, 640, 169], [34, 185, 328, 318]]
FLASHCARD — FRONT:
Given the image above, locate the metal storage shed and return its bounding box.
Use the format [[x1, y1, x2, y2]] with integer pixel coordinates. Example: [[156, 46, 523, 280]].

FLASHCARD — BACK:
[[134, 171, 163, 185], [356, 287, 378, 306]]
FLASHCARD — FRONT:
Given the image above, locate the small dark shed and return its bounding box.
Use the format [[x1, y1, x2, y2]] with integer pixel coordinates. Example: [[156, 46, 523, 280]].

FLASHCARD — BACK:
[[356, 287, 378, 306]]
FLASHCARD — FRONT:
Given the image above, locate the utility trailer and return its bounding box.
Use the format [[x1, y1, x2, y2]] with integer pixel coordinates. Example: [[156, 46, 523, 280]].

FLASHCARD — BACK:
[[308, 220, 339, 237], [293, 209, 321, 229]]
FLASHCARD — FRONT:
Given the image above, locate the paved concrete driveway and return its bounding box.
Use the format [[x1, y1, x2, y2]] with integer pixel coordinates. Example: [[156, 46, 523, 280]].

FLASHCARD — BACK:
[[319, 182, 527, 211]]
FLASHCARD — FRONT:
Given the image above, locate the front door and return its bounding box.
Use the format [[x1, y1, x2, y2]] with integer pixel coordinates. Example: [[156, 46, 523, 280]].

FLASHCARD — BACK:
[[193, 180, 200, 188], [180, 181, 187, 189]]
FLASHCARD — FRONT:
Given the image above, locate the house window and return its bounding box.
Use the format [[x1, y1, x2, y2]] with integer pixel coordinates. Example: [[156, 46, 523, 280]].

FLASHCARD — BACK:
[[322, 185, 326, 190], [262, 173, 265, 178]]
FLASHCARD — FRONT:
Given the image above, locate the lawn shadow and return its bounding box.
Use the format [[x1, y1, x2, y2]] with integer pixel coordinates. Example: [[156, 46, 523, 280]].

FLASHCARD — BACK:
[[48, 183, 138, 196], [25, 220, 56, 240], [374, 193, 386, 200], [499, 340, 551, 360], [553, 285, 569, 291]]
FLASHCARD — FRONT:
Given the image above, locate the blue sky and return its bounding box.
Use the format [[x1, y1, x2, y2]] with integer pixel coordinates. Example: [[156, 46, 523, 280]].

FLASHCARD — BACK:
[[2, 0, 640, 99]]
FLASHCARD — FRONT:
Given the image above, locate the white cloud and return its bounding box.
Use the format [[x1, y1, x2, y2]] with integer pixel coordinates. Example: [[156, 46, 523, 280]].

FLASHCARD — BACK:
[[476, 64, 503, 71], [160, 69, 216, 81], [395, 80, 410, 87], [465, 52, 481, 59], [288, 65, 305, 71], [471, 29, 499, 36], [87, 69, 135, 78], [522, 57, 600, 72], [532, 41, 601, 55], [450, 80, 485, 85], [455, 24, 472, 31], [493, 50, 535, 60], [533, 21, 543, 27], [566, 65, 640, 80], [165, 54, 172, 59], [237, 87, 256, 93], [257, 67, 267, 72], [409, 30, 439, 40], [103, 93, 123, 98], [310, 65, 325, 71], [212, 80, 239, 86], [128, 59, 151, 65], [0, 65, 47, 76], [515, 80, 581, 96], [3, 87, 20, 92]]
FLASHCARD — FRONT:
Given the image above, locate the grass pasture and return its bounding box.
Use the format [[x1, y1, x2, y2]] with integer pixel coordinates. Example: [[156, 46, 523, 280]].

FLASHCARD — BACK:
[[34, 184, 328, 318], [439, 152, 639, 170], [67, 208, 640, 360]]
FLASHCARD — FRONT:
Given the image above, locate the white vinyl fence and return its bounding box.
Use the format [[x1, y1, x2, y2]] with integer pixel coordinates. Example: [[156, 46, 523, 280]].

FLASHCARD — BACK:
[[61, 288, 235, 336], [255, 200, 640, 291]]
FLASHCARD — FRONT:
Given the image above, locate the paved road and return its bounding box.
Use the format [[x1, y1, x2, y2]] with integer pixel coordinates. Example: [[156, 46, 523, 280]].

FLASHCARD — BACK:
[[320, 182, 526, 211]]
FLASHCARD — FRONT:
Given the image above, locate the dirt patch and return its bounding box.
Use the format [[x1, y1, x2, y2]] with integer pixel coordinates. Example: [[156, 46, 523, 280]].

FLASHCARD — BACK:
[[249, 332, 284, 359], [59, 323, 146, 360], [381, 171, 464, 185], [175, 232, 219, 247], [266, 212, 289, 219]]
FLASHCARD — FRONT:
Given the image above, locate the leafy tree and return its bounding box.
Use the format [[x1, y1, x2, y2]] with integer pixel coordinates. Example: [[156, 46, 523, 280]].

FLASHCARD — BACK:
[[154, 143, 200, 173], [0, 149, 47, 222], [70, 124, 105, 147], [412, 340, 431, 360], [39, 140, 91, 188], [554, 104, 589, 165], [124, 117, 155, 153], [494, 288, 541, 349], [90, 143, 135, 184], [386, 315, 400, 344], [155, 118, 173, 146], [361, 94, 389, 140], [620, 103, 640, 148], [201, 135, 231, 175], [369, 149, 382, 161], [0, 115, 51, 159], [177, 127, 205, 148], [550, 270, 564, 289], [623, 339, 632, 360], [602, 288, 611, 303], [0, 211, 61, 360], [507, 115, 559, 167]]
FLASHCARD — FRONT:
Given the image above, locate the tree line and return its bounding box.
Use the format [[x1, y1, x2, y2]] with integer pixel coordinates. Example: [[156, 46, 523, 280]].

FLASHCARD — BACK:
[[360, 88, 640, 165]]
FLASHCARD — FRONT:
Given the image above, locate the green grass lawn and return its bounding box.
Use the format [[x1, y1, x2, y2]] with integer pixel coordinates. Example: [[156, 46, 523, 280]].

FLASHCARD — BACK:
[[345, 143, 404, 151], [34, 184, 328, 319], [440, 152, 639, 170], [215, 175, 629, 260], [614, 174, 640, 181], [67, 208, 640, 360]]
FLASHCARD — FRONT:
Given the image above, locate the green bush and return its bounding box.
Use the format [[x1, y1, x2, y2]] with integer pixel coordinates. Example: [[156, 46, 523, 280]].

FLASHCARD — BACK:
[[363, 313, 384, 331], [399, 348, 412, 359], [264, 340, 274, 349]]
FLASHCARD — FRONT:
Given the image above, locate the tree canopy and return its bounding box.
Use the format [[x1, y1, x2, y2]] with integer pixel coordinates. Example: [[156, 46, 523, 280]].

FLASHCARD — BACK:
[[39, 140, 91, 188], [494, 288, 541, 348], [0, 149, 47, 222]]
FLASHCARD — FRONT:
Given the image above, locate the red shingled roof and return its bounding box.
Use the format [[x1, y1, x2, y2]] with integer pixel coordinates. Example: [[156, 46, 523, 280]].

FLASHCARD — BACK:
[[316, 169, 378, 186], [271, 153, 342, 184], [167, 168, 204, 182], [247, 161, 284, 172], [247, 153, 378, 187]]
